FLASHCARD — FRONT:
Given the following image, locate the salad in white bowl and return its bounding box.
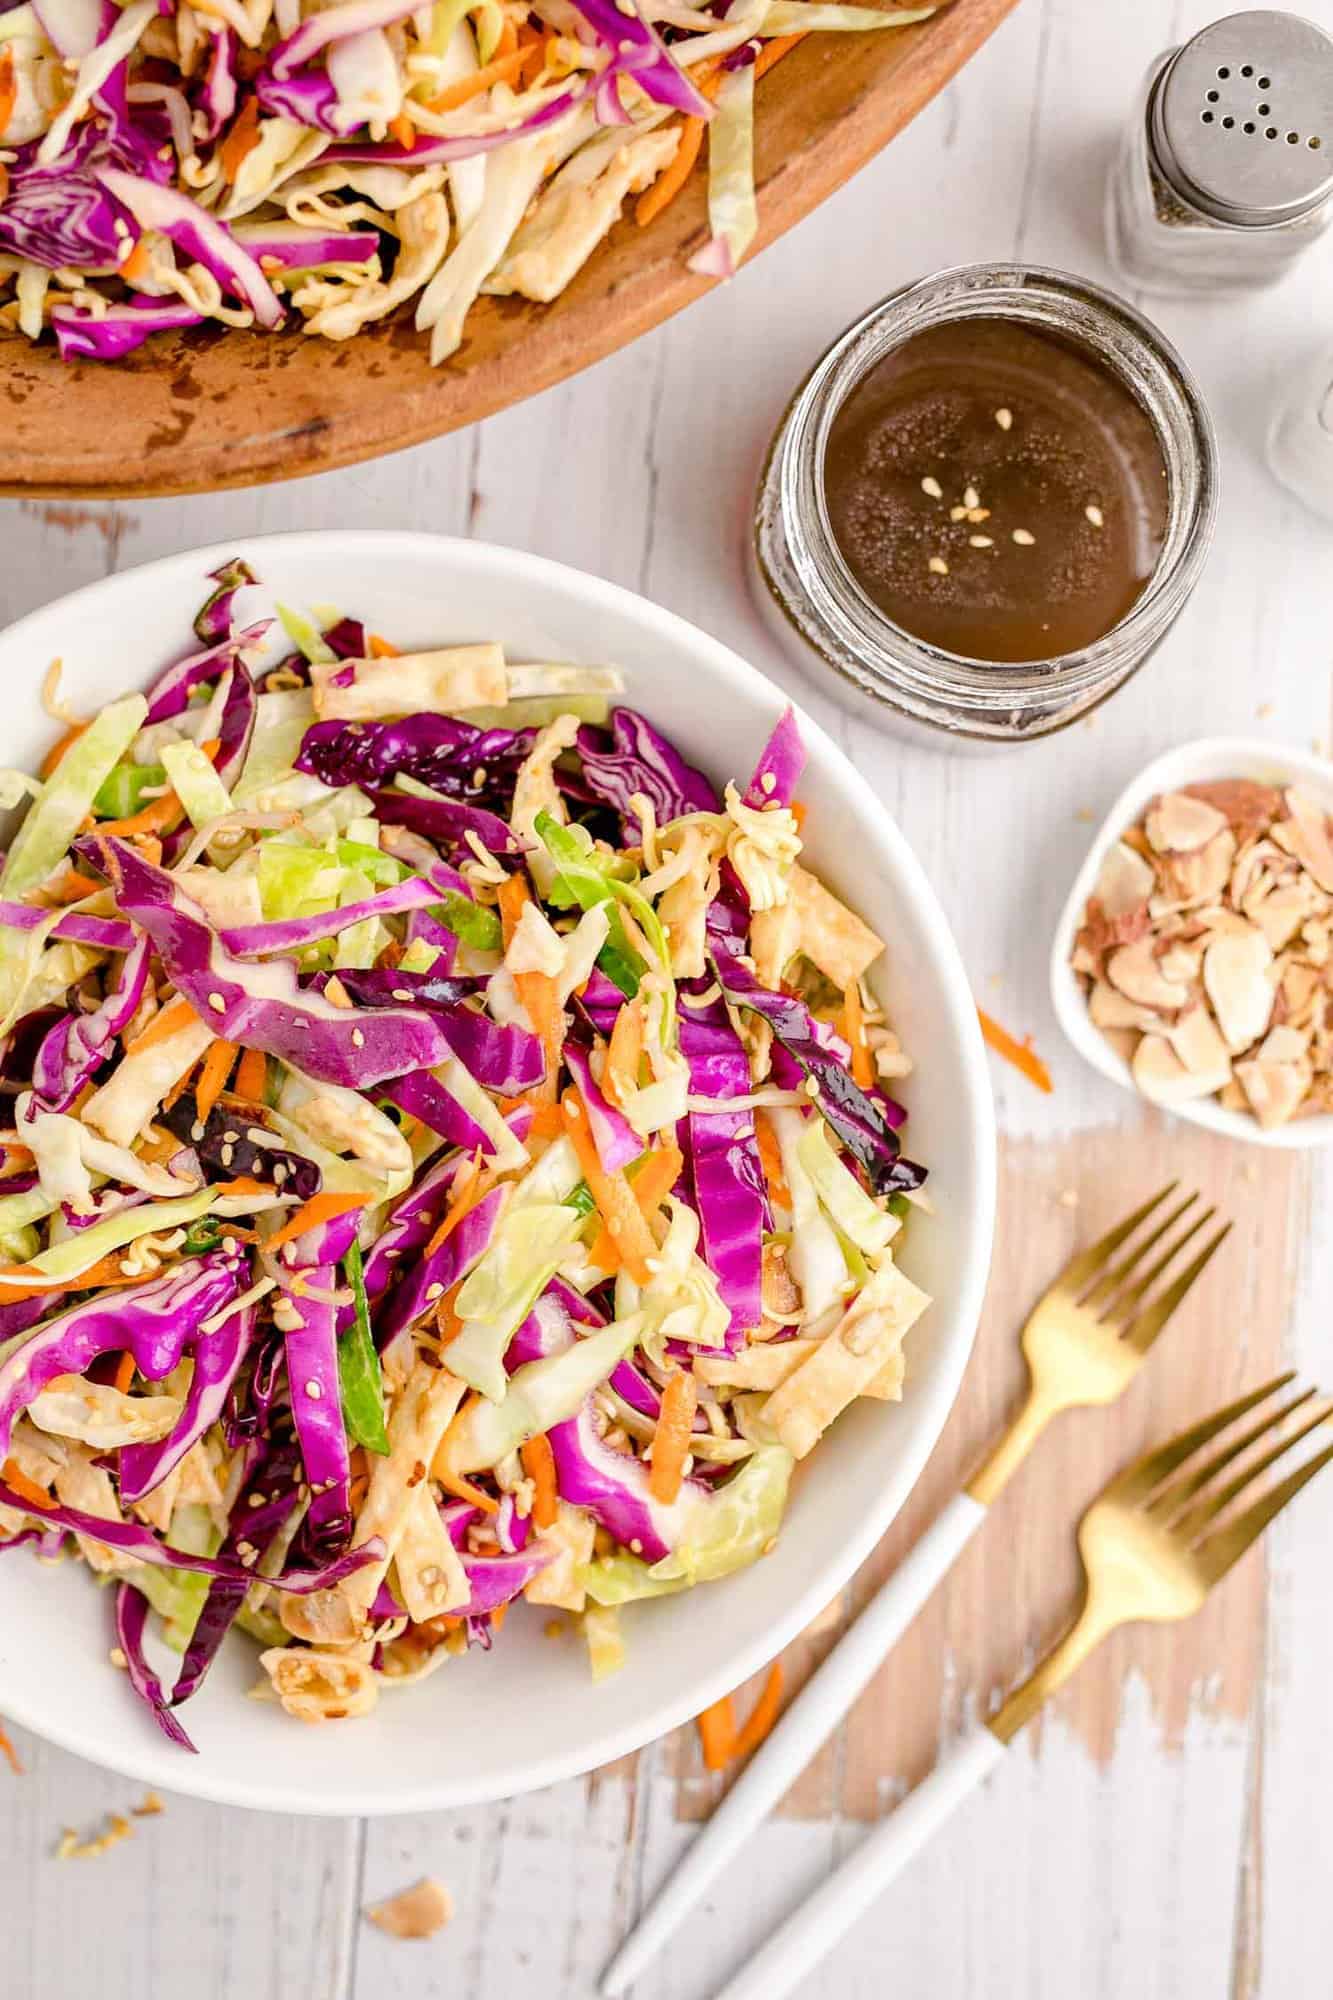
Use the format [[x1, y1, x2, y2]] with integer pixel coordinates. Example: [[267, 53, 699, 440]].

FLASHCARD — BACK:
[[0, 551, 935, 1751]]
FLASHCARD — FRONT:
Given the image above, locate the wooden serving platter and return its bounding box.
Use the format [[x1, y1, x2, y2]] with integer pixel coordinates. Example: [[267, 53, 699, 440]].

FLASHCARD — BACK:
[[0, 0, 1018, 499]]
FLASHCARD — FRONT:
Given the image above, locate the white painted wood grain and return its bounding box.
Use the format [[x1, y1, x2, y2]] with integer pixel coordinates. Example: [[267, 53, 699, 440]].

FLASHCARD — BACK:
[[3, 0, 1333, 1990]]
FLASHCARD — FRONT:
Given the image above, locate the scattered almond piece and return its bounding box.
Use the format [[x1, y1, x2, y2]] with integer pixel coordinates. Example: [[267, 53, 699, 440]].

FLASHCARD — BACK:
[[365, 1878, 454, 1941], [132, 1792, 164, 1817], [56, 1814, 134, 1861]]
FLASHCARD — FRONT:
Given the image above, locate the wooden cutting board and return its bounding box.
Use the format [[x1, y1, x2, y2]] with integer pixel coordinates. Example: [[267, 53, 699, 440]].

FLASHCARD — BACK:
[[0, 0, 1018, 499]]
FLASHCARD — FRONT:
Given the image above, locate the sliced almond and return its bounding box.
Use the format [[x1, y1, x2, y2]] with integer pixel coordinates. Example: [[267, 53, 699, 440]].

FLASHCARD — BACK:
[[365, 1878, 454, 1940], [1158, 942, 1202, 985], [1164, 1004, 1234, 1090], [1281, 960, 1321, 1020], [1093, 839, 1156, 918], [1088, 980, 1168, 1033], [1249, 878, 1321, 952], [1256, 1023, 1310, 1064], [1151, 829, 1237, 914], [1234, 1050, 1312, 1129], [1107, 937, 1187, 1009], [1146, 791, 1227, 854], [1202, 926, 1274, 1052], [1132, 1033, 1221, 1104], [1184, 778, 1284, 837], [1273, 788, 1333, 894]]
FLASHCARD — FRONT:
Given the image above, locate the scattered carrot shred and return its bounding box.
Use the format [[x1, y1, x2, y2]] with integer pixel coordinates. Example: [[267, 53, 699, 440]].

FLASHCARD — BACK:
[[265, 1191, 370, 1255], [194, 1039, 238, 1124], [387, 110, 415, 149], [561, 1089, 655, 1284], [842, 980, 873, 1090], [648, 1369, 696, 1506], [124, 994, 197, 1056], [636, 114, 705, 226], [96, 790, 183, 839], [425, 43, 526, 113], [233, 1046, 268, 1102], [696, 1696, 736, 1772], [754, 1112, 790, 1210], [199, 738, 222, 764], [499, 1095, 564, 1139], [603, 1000, 643, 1108], [218, 95, 261, 183], [113, 1352, 135, 1396], [423, 1152, 490, 1258], [0, 1459, 54, 1512], [49, 869, 103, 906], [211, 1174, 270, 1197], [0, 1146, 35, 1179], [0, 1256, 172, 1306], [436, 1465, 500, 1517], [39, 721, 86, 779], [490, 1601, 509, 1633], [515, 969, 565, 1104], [629, 1140, 682, 1221], [119, 236, 152, 286], [496, 871, 530, 951], [731, 1662, 784, 1761], [753, 28, 807, 79], [0, 51, 16, 138], [367, 634, 400, 658], [520, 1433, 559, 1530], [0, 1720, 22, 1777], [977, 1007, 1053, 1094]]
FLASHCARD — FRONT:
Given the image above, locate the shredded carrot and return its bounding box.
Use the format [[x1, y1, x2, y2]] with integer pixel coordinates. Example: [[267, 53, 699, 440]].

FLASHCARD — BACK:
[[124, 993, 197, 1056], [194, 1039, 238, 1124], [425, 43, 527, 113], [754, 1111, 790, 1210], [112, 1352, 136, 1396], [842, 980, 873, 1090], [49, 869, 104, 906], [39, 721, 87, 778], [499, 1095, 565, 1139], [516, 969, 565, 1104], [432, 1408, 501, 1516], [232, 1046, 268, 1102], [0, 1459, 54, 1512], [387, 109, 415, 149], [629, 1139, 682, 1220], [96, 790, 183, 839], [648, 1369, 696, 1506], [211, 1174, 271, 1196], [635, 58, 725, 229], [977, 1007, 1054, 1094], [423, 1152, 490, 1258], [495, 13, 519, 55], [367, 633, 400, 658], [435, 1287, 463, 1346], [265, 1191, 369, 1256], [219, 96, 261, 183], [497, 871, 530, 950], [520, 1433, 559, 1530], [0, 1720, 22, 1777], [490, 1601, 509, 1633], [0, 51, 16, 137], [790, 799, 807, 833], [119, 236, 152, 286], [561, 1089, 655, 1284], [754, 28, 807, 80], [0, 1256, 178, 1306], [603, 999, 643, 1108], [731, 1662, 784, 1761], [696, 1695, 736, 1772], [0, 1146, 34, 1178], [199, 737, 222, 764]]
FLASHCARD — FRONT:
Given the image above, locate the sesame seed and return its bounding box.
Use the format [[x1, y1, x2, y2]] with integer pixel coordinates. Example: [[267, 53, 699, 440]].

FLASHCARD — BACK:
[[963, 485, 980, 510], [920, 475, 943, 500], [966, 508, 990, 523], [207, 993, 226, 1014], [995, 407, 1013, 430], [949, 505, 967, 522], [472, 767, 486, 790], [927, 556, 949, 575], [1011, 528, 1035, 546], [351, 1029, 365, 1048], [425, 1283, 444, 1301], [759, 771, 776, 795], [191, 1122, 205, 1142], [1085, 503, 1104, 528], [968, 535, 994, 549], [220, 1145, 234, 1167], [420, 1565, 442, 1590], [803, 1077, 819, 1098], [222, 1131, 239, 1145], [305, 1379, 322, 1399], [392, 989, 413, 1002]]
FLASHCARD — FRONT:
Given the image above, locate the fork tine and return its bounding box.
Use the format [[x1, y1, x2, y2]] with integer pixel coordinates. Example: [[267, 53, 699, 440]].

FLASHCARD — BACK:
[[1147, 1388, 1319, 1523], [1174, 1400, 1333, 1545], [1196, 1435, 1333, 1585], [1100, 1374, 1296, 1507], [1094, 1204, 1216, 1321], [1052, 1182, 1179, 1298], [1119, 1222, 1232, 1354], [1079, 1194, 1200, 1312]]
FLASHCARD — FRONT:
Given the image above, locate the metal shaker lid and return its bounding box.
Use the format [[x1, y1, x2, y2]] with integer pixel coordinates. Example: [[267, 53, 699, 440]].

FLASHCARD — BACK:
[[1151, 10, 1333, 226]]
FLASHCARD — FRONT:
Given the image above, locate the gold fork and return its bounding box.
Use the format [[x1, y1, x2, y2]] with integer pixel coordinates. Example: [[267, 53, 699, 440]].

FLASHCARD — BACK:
[[712, 1377, 1333, 2000], [600, 1185, 1230, 2000]]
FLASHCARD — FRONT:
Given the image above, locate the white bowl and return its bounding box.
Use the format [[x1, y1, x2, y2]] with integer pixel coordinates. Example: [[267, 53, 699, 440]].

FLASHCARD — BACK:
[[1050, 734, 1333, 1150], [0, 532, 995, 1814]]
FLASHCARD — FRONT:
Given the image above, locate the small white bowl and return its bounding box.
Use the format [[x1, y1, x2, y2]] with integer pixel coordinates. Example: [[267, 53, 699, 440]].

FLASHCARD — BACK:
[[0, 532, 995, 1815], [1050, 735, 1333, 1150]]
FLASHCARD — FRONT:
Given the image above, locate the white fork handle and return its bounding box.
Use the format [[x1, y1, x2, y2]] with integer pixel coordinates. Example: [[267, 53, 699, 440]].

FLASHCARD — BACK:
[[712, 1725, 1006, 2000], [600, 1491, 986, 1998]]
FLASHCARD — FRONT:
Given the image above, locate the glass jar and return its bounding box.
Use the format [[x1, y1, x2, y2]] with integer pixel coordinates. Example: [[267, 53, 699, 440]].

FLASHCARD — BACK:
[[1105, 12, 1333, 297], [752, 265, 1219, 751], [1267, 345, 1333, 522]]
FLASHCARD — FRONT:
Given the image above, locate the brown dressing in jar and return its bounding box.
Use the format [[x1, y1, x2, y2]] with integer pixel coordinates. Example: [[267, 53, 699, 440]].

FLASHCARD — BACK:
[[821, 318, 1170, 664]]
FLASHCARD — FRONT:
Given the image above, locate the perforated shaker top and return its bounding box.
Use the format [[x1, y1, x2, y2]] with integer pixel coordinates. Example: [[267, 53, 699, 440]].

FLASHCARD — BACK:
[[1151, 10, 1333, 225]]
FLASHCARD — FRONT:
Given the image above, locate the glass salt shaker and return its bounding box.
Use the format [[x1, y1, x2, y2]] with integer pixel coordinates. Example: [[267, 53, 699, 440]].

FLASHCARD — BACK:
[[1267, 347, 1333, 522], [1106, 10, 1333, 296]]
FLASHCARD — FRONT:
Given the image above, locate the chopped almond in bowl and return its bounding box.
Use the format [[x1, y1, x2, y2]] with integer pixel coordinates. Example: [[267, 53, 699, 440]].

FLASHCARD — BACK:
[[1053, 741, 1333, 1146]]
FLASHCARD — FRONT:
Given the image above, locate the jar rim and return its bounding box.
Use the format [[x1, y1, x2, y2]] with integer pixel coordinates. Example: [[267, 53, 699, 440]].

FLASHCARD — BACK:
[[758, 263, 1220, 739]]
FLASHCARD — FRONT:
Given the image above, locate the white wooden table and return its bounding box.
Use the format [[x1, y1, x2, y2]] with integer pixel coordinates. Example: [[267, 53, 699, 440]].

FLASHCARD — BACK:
[[4, 1, 1333, 1991]]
